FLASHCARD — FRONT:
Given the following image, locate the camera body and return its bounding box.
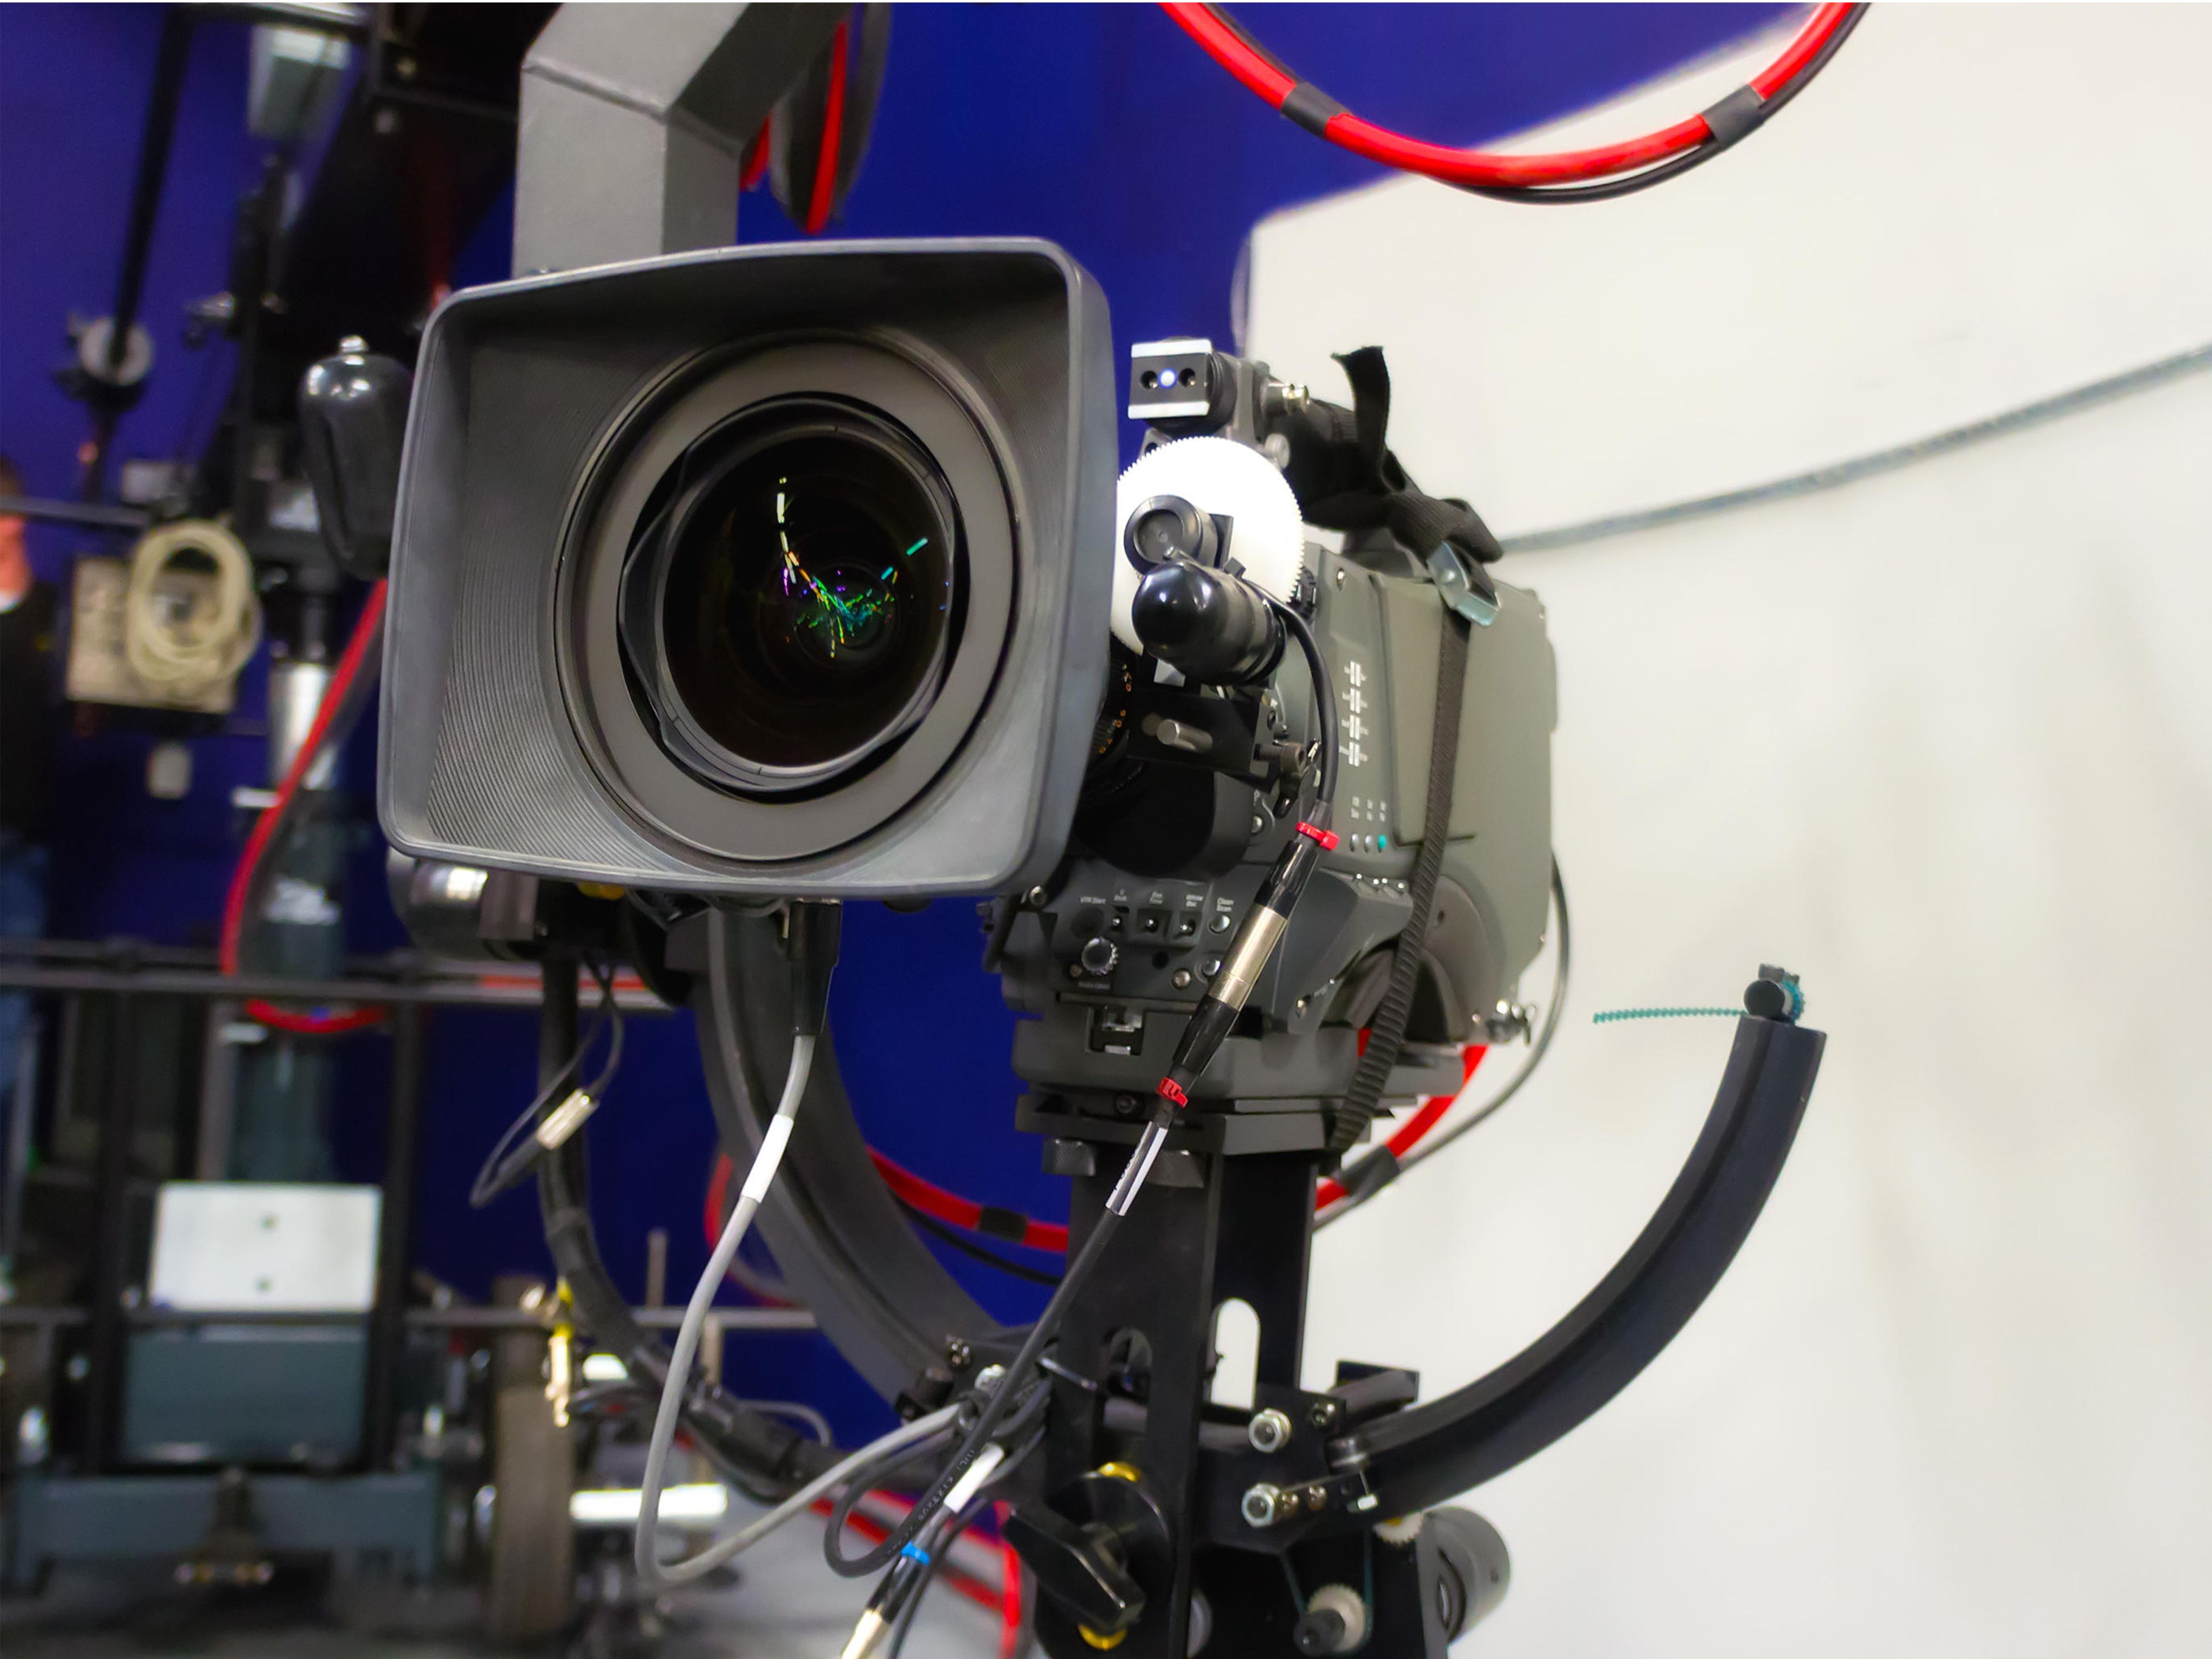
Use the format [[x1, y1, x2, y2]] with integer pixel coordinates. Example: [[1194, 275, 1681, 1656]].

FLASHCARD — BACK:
[[1003, 342, 1555, 1115], [380, 240, 1115, 896], [381, 240, 1553, 1064]]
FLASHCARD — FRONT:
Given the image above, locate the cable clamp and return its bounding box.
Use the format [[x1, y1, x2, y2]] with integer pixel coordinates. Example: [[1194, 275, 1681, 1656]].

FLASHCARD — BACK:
[[899, 1542, 932, 1568], [1296, 821, 1339, 851], [1155, 1077, 1188, 1107]]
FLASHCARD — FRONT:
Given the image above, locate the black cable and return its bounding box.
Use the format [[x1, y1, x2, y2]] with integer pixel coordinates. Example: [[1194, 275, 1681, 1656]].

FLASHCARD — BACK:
[[899, 1200, 1064, 1287], [824, 1422, 968, 1550], [1318, 859, 1572, 1225], [886, 1429, 1042, 1659], [1453, 5, 1867, 205], [826, 1166, 1146, 1579], [824, 1382, 1045, 1559], [1274, 599, 1340, 807], [469, 958, 624, 1208]]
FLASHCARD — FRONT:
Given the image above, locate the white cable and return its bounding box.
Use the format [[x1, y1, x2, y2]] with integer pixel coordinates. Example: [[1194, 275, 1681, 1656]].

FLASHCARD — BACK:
[[122, 518, 262, 696], [940, 1440, 1007, 1514], [638, 1033, 867, 1589]]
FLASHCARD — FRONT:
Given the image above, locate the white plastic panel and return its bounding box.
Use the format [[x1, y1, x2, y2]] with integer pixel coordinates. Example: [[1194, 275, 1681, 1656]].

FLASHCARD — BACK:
[[149, 1182, 382, 1312]]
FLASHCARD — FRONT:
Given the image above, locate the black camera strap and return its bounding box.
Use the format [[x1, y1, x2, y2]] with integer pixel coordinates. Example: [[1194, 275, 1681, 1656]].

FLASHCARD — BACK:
[[1286, 346, 1487, 1157], [1333, 608, 1470, 1155]]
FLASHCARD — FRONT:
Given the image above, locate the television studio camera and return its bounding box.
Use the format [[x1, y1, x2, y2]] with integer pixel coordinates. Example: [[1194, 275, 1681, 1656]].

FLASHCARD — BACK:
[[339, 238, 1825, 1658]]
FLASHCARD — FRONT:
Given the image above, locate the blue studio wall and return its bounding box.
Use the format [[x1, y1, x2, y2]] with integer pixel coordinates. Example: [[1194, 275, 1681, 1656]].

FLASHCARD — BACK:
[[1, 3, 1786, 1441]]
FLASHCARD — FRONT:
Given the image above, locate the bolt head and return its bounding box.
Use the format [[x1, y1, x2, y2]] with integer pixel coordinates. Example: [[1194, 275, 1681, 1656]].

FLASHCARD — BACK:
[[1247, 1407, 1293, 1454], [1027, 886, 1049, 907], [1309, 1399, 1339, 1429], [945, 1339, 972, 1370], [1240, 1482, 1286, 1528]]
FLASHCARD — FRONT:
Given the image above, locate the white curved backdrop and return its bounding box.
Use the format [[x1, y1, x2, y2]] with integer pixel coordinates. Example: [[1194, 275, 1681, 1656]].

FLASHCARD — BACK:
[[1252, 9, 2212, 1656]]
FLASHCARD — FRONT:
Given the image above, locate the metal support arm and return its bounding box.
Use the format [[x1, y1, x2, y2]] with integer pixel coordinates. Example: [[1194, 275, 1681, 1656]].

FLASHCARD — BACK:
[[1338, 1013, 1826, 1521], [514, 2, 845, 275]]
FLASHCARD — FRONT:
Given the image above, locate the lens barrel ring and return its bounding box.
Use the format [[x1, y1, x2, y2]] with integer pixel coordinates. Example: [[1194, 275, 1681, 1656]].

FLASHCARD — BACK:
[[559, 336, 1019, 865]]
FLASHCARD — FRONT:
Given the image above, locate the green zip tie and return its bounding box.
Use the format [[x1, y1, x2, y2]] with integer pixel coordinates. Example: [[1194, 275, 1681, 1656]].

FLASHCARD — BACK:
[[1593, 1006, 1739, 1024]]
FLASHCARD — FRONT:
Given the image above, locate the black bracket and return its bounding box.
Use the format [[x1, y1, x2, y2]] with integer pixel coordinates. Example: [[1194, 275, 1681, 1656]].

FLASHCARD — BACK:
[[1326, 1006, 1825, 1521]]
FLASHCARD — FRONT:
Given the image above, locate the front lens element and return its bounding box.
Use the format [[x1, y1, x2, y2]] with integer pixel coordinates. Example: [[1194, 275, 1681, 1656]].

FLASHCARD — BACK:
[[632, 403, 962, 792]]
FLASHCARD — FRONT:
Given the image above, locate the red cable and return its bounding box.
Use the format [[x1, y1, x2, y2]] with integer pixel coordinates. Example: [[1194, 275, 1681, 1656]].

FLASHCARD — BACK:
[[740, 114, 773, 191], [705, 1154, 732, 1251], [1160, 3, 1856, 190], [804, 19, 849, 234], [1315, 1044, 1486, 1210], [219, 579, 390, 1036], [710, 1042, 1492, 1265], [869, 1149, 1071, 1253], [996, 1501, 1024, 1659]]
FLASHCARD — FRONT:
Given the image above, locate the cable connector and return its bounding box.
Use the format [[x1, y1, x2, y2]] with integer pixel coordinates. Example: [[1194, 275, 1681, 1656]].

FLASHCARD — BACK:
[[844, 1442, 1010, 1658], [1158, 804, 1331, 1103]]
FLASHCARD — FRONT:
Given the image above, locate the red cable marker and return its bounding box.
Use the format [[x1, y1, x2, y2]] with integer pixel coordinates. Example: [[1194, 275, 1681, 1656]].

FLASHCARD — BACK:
[[1160, 2, 1859, 192]]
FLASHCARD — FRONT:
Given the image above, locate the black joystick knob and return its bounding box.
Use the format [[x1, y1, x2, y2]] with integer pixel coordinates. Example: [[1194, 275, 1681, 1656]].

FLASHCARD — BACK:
[[1002, 1504, 1144, 1637], [298, 338, 412, 580], [1078, 936, 1119, 977]]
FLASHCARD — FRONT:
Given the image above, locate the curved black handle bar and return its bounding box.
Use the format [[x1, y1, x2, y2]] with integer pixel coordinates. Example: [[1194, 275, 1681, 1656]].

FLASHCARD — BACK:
[[1337, 1011, 1824, 1522]]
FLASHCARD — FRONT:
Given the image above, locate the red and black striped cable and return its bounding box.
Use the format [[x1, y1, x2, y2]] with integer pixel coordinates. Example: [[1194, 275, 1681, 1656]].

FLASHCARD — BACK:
[[707, 1043, 1489, 1275], [1162, 3, 1867, 203]]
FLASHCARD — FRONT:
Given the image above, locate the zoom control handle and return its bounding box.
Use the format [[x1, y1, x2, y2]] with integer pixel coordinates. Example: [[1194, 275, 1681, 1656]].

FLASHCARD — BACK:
[[298, 337, 412, 579], [1002, 1504, 1145, 1637]]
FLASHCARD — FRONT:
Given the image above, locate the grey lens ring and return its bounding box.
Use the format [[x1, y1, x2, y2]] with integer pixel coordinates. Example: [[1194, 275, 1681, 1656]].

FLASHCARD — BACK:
[[558, 335, 1017, 865]]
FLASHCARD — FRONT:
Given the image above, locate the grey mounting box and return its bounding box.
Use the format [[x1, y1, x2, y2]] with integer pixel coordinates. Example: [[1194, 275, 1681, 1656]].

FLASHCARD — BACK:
[[379, 239, 1116, 898]]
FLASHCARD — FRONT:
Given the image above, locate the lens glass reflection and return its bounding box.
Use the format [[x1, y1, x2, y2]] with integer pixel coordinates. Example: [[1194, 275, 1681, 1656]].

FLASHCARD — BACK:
[[656, 414, 958, 781]]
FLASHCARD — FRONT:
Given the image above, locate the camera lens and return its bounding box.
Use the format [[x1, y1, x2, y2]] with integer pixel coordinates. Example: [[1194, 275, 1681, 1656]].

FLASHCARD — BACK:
[[625, 401, 962, 795]]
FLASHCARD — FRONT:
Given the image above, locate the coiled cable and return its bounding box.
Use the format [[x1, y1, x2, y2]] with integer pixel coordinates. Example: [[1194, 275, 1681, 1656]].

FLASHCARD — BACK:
[[123, 518, 261, 697]]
